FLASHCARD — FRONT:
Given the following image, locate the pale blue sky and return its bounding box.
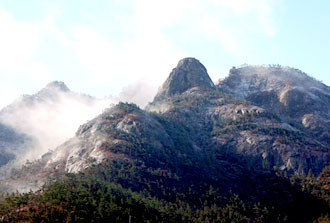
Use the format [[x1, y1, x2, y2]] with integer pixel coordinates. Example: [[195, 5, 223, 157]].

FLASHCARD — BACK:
[[0, 0, 329, 109]]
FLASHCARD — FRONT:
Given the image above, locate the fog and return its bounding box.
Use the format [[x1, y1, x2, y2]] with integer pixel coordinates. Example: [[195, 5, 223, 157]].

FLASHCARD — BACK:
[[116, 80, 158, 108], [0, 80, 157, 173]]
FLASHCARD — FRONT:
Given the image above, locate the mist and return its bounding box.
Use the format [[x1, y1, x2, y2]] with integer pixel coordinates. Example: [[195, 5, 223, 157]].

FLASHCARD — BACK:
[[0, 80, 158, 174], [116, 80, 159, 108]]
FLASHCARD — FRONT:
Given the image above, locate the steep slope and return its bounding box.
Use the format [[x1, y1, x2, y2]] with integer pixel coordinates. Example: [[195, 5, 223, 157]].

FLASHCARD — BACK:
[[149, 59, 330, 176]]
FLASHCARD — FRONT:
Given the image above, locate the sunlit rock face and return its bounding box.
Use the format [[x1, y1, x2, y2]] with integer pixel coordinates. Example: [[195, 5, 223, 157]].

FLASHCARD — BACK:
[[218, 65, 330, 147], [218, 65, 328, 98], [154, 57, 215, 102]]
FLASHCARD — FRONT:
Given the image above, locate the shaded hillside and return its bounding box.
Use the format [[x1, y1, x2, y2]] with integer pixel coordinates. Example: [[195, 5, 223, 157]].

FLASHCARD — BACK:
[[0, 122, 29, 169]]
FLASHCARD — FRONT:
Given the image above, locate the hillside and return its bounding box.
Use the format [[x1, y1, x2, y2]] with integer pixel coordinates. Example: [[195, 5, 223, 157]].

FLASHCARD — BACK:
[[1, 58, 330, 222], [0, 122, 29, 170]]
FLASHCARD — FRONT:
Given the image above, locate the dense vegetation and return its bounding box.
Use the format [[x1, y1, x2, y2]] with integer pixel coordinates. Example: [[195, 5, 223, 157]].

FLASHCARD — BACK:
[[1, 155, 330, 222]]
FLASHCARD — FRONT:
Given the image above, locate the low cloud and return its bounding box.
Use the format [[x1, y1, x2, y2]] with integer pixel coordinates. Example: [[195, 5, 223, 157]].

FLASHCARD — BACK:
[[0, 87, 113, 166], [117, 80, 159, 108], [0, 0, 283, 173], [0, 0, 281, 108], [0, 80, 158, 174]]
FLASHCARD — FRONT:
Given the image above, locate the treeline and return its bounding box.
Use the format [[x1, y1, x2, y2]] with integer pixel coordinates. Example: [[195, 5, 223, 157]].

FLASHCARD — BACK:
[[1, 159, 330, 222], [0, 161, 279, 223]]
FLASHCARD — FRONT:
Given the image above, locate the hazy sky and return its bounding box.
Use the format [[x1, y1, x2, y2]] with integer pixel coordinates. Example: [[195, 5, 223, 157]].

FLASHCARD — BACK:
[[0, 0, 329, 109]]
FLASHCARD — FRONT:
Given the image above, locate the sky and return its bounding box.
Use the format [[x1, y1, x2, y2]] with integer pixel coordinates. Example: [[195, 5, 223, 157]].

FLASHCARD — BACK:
[[0, 0, 330, 109]]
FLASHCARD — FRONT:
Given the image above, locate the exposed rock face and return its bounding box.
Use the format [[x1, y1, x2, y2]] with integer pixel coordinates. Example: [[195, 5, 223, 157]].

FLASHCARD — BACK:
[[218, 65, 328, 98], [2, 59, 330, 193], [154, 58, 215, 102], [43, 103, 174, 174], [2, 103, 177, 191], [218, 65, 330, 147]]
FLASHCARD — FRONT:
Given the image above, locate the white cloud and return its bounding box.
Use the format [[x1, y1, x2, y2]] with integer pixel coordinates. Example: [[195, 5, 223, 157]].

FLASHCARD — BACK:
[[0, 8, 40, 69], [0, 86, 21, 109], [0, 0, 280, 109], [0, 8, 52, 91], [212, 0, 278, 37], [199, 16, 241, 55], [0, 89, 115, 164], [131, 0, 278, 58]]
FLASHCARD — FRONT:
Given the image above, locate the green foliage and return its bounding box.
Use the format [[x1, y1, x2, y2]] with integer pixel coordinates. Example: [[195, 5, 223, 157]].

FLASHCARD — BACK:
[[0, 167, 267, 222], [117, 102, 140, 114], [2, 161, 330, 222]]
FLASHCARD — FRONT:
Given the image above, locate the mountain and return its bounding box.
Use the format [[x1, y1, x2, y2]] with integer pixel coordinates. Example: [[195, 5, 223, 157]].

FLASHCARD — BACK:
[[0, 81, 110, 172], [149, 61, 330, 176], [1, 58, 330, 222]]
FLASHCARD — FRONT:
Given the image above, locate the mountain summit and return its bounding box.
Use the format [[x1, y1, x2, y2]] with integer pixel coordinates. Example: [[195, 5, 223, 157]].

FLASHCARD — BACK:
[[44, 81, 70, 92], [154, 58, 215, 102], [35, 81, 71, 99]]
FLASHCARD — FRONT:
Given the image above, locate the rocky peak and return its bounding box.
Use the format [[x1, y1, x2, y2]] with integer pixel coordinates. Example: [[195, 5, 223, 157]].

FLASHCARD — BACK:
[[33, 81, 71, 101], [153, 58, 215, 102], [44, 81, 70, 92]]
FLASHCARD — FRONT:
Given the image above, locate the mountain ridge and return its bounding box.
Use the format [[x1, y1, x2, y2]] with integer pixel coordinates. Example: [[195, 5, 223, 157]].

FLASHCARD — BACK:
[[2, 58, 329, 191], [1, 58, 330, 222]]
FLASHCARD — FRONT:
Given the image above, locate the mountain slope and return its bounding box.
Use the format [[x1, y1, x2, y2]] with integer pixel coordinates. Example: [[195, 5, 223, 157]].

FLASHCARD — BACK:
[[5, 101, 329, 222], [218, 65, 330, 147], [4, 57, 330, 189], [1, 58, 330, 222]]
